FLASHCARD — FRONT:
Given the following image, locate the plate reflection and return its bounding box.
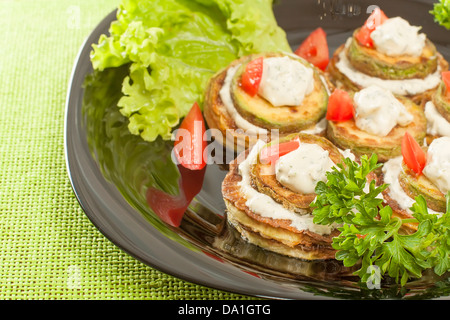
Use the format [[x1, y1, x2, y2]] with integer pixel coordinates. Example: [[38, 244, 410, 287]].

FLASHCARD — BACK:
[[81, 63, 450, 300]]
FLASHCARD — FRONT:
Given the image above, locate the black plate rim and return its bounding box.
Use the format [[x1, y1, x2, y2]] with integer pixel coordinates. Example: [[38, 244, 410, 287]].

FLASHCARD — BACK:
[[63, 9, 334, 300], [64, 3, 450, 300]]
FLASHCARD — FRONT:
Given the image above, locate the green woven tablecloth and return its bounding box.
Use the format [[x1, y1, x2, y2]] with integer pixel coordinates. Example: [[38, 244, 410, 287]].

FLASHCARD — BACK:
[[0, 0, 253, 300]]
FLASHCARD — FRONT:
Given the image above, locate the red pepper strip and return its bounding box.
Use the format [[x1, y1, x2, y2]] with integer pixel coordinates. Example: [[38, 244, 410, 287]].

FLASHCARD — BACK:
[[173, 102, 207, 170], [241, 57, 264, 96]]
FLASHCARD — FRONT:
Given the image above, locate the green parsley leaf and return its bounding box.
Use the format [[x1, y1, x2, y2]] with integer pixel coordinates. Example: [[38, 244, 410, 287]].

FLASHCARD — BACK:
[[311, 154, 450, 287]]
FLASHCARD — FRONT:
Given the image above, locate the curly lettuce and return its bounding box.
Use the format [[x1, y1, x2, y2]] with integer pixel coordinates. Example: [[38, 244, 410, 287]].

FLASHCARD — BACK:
[[90, 0, 291, 141], [431, 0, 450, 30]]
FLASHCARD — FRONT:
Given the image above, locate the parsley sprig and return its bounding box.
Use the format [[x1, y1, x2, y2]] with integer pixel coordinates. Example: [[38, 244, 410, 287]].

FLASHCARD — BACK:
[[430, 0, 450, 30], [311, 154, 450, 287]]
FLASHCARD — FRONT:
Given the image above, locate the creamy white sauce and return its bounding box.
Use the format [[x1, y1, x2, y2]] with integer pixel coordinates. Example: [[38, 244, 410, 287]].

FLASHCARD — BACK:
[[382, 157, 441, 215], [424, 101, 450, 137], [220, 64, 268, 135], [237, 140, 335, 235], [301, 117, 327, 135], [338, 148, 356, 162], [336, 38, 442, 96], [258, 56, 315, 107], [353, 85, 413, 136], [371, 17, 426, 57], [275, 143, 335, 194], [423, 137, 450, 194]]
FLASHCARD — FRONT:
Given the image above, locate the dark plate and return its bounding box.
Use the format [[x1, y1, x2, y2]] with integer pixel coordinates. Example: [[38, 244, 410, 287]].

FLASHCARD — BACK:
[[65, 0, 450, 299]]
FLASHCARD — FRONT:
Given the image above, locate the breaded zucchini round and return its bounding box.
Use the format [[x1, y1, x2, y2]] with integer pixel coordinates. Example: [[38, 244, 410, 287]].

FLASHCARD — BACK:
[[251, 133, 344, 212], [221, 144, 339, 261], [326, 96, 427, 162], [203, 53, 331, 152], [230, 53, 329, 133]]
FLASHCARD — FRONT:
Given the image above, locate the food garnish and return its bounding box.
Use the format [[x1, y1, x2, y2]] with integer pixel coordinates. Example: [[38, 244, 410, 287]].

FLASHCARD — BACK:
[[355, 8, 388, 48], [401, 132, 427, 175], [294, 27, 329, 71], [311, 154, 450, 286], [173, 102, 207, 171], [241, 57, 264, 97], [325, 89, 355, 121]]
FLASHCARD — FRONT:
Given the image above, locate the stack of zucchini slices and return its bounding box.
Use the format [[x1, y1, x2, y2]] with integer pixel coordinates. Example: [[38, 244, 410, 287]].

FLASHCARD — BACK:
[[381, 136, 450, 233], [203, 52, 331, 153], [221, 133, 343, 260]]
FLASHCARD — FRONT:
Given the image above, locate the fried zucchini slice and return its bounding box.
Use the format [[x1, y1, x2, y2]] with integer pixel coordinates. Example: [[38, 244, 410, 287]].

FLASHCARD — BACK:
[[250, 133, 344, 212], [203, 54, 328, 152], [432, 81, 450, 123], [203, 55, 265, 152], [326, 97, 427, 162], [230, 53, 329, 133], [398, 162, 446, 213], [326, 44, 449, 107], [346, 31, 438, 80]]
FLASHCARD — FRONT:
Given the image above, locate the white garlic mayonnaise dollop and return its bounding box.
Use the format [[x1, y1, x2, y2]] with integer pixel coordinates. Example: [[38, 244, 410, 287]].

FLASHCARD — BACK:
[[353, 85, 413, 136]]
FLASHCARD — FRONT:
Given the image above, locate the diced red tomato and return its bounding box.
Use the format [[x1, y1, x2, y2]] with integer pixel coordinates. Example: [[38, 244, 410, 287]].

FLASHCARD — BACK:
[[401, 132, 427, 175], [442, 71, 450, 100], [241, 57, 264, 96], [173, 102, 207, 170], [326, 89, 355, 122], [355, 8, 388, 48], [294, 27, 329, 71], [259, 139, 300, 165]]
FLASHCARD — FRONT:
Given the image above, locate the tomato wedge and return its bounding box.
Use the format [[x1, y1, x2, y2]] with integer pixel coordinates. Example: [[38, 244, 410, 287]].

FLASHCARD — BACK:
[[355, 8, 388, 48], [326, 89, 355, 121], [294, 27, 329, 71], [442, 71, 450, 99], [173, 102, 207, 170], [259, 139, 300, 164], [401, 132, 427, 175], [241, 57, 263, 96]]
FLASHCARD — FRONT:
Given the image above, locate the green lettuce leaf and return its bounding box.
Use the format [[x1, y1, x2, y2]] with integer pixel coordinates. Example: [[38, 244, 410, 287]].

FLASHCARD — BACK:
[[430, 0, 450, 30], [90, 0, 291, 141]]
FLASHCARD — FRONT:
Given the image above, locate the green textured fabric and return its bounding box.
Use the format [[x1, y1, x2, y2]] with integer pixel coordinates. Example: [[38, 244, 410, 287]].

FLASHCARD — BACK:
[[0, 0, 253, 300]]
